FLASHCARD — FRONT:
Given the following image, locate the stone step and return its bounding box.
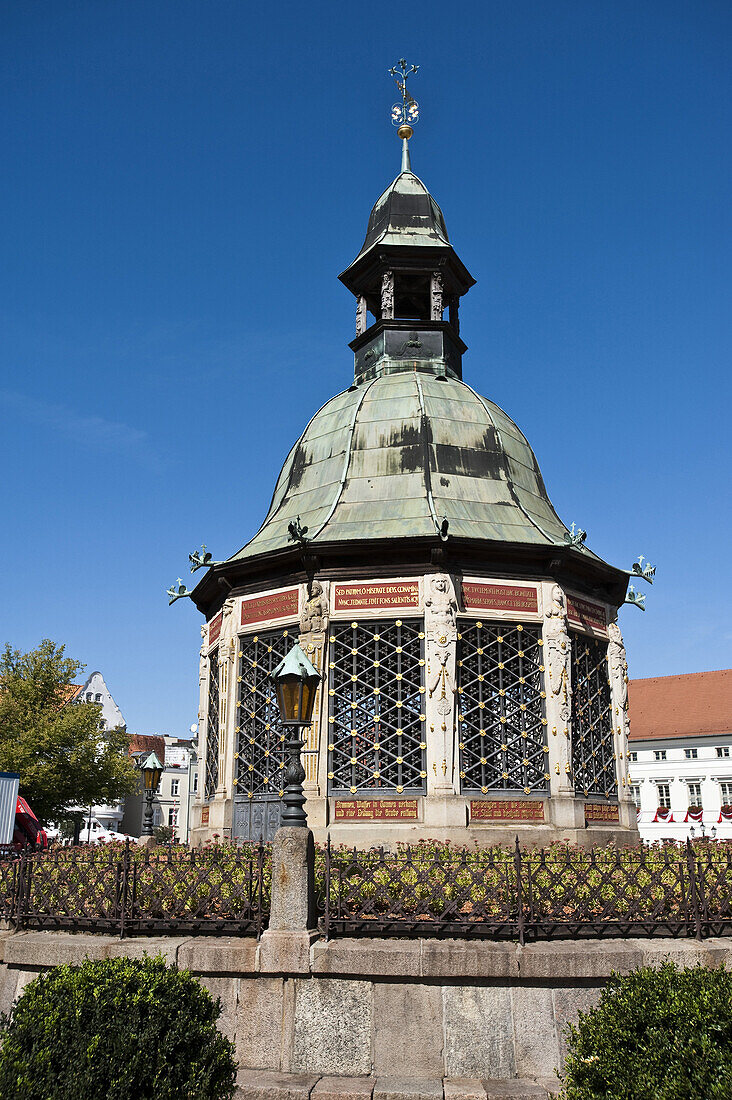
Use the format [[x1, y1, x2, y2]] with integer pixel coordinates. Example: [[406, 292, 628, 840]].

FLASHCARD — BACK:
[[235, 1072, 559, 1100]]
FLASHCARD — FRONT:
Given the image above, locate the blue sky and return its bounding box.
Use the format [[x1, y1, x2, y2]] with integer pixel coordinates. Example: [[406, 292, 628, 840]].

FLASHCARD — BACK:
[[1, 1, 730, 737]]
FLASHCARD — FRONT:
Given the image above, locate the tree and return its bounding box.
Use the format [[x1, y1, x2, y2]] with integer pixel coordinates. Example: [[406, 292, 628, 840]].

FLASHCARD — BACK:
[[0, 640, 139, 825]]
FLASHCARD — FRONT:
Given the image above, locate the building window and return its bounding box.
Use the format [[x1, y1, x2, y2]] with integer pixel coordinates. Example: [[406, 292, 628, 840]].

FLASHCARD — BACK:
[[236, 628, 294, 800], [654, 750, 667, 761], [171, 779, 179, 797], [571, 634, 616, 798], [193, 772, 199, 793], [656, 783, 671, 809], [168, 806, 178, 828], [95, 693, 102, 702], [716, 747, 730, 759], [458, 621, 548, 795], [630, 784, 641, 809], [328, 619, 426, 795], [628, 751, 638, 762], [153, 807, 162, 827], [720, 782, 732, 807], [687, 782, 702, 809], [685, 748, 698, 760], [204, 648, 220, 801]]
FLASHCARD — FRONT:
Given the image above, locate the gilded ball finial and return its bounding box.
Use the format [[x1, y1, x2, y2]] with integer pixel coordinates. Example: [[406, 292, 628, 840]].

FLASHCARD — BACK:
[[397, 124, 413, 141]]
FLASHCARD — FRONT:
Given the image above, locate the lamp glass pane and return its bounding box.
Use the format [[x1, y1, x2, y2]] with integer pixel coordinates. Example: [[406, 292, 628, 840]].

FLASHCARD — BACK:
[[277, 676, 304, 723]]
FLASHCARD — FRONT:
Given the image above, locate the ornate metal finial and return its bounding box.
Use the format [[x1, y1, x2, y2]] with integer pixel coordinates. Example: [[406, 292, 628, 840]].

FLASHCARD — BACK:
[[563, 522, 587, 549], [631, 555, 656, 584], [389, 59, 419, 172], [167, 578, 192, 605], [189, 544, 223, 573], [624, 585, 646, 611], [287, 516, 309, 547]]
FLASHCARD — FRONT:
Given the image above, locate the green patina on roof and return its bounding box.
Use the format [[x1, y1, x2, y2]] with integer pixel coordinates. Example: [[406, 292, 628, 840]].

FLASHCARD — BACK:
[[227, 371, 601, 565]]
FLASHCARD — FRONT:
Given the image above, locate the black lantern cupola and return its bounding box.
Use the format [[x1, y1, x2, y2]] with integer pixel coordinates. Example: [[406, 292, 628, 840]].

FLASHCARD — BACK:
[[340, 120, 475, 385]]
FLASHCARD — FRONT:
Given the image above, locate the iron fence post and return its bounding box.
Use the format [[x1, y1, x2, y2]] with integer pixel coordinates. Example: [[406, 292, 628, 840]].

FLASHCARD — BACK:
[[119, 839, 131, 940], [514, 837, 525, 946], [685, 838, 704, 941], [324, 834, 331, 941]]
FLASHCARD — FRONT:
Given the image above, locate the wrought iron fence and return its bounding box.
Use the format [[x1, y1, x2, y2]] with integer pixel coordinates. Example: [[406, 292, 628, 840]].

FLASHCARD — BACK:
[[321, 838, 732, 942], [1, 842, 269, 938]]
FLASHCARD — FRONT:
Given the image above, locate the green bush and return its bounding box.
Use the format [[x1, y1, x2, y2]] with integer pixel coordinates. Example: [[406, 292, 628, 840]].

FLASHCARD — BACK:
[[560, 961, 732, 1100], [0, 955, 237, 1100]]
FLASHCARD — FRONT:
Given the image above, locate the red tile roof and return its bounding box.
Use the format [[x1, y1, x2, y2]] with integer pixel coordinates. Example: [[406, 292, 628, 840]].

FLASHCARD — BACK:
[[628, 669, 732, 742], [128, 734, 166, 764]]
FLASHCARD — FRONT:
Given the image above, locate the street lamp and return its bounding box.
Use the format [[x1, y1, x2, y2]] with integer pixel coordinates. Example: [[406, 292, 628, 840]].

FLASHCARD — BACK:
[[270, 644, 320, 828], [138, 751, 163, 837]]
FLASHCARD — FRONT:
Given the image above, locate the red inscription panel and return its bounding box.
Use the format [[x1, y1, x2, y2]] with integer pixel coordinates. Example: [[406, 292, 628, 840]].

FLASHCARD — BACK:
[[200, 806, 210, 825], [207, 612, 223, 647], [585, 803, 619, 823], [567, 596, 607, 632], [241, 588, 299, 627], [333, 581, 420, 612], [470, 799, 545, 822], [462, 582, 538, 615], [333, 798, 419, 821]]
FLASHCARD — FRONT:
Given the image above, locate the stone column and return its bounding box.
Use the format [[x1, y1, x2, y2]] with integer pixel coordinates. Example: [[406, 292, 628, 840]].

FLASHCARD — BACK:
[[607, 617, 637, 831], [542, 582, 583, 830], [356, 295, 367, 336], [258, 826, 318, 972], [424, 574, 464, 828]]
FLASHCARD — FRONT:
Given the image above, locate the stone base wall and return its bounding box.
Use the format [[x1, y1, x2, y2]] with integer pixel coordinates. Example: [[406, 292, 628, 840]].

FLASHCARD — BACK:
[[1, 930, 728, 1085]]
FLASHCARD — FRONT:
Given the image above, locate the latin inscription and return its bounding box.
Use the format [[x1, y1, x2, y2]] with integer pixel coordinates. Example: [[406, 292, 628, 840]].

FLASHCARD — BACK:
[[333, 581, 419, 612], [567, 596, 607, 632], [333, 798, 419, 821], [462, 581, 538, 615], [470, 799, 545, 822], [241, 588, 299, 627], [208, 612, 223, 646], [200, 806, 210, 825], [585, 802, 619, 823]]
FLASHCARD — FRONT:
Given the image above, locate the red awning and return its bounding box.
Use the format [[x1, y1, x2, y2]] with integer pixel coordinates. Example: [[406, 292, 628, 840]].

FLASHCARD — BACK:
[[16, 796, 38, 821]]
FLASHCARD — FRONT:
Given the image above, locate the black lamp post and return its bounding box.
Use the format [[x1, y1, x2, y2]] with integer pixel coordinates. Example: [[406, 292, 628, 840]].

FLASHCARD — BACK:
[[138, 751, 163, 837], [270, 644, 321, 828]]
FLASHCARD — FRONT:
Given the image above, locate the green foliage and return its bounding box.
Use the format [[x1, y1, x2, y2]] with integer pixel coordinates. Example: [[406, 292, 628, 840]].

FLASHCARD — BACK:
[[0, 639, 139, 823], [559, 961, 732, 1100], [154, 824, 175, 844], [0, 955, 237, 1100]]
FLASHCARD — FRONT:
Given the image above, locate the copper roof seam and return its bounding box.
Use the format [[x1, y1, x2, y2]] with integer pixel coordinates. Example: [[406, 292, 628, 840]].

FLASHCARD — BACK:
[[305, 377, 379, 544], [229, 387, 352, 560], [455, 376, 559, 547], [414, 372, 441, 535]]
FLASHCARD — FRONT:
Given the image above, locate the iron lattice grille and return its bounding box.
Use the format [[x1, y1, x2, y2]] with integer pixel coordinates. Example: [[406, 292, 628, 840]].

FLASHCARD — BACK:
[[328, 619, 426, 794], [204, 648, 220, 800], [235, 627, 296, 799], [457, 621, 549, 794], [571, 632, 617, 798]]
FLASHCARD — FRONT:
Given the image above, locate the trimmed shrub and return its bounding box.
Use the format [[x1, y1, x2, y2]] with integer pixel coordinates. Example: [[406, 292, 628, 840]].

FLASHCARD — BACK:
[[0, 955, 236, 1100], [560, 960, 732, 1100]]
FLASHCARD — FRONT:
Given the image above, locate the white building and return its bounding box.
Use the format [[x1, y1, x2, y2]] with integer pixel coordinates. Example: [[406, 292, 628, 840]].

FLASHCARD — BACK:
[[628, 669, 732, 843], [70, 671, 127, 833]]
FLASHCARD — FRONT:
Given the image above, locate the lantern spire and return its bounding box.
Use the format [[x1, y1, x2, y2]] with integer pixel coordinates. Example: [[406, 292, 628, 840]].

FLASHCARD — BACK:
[[389, 58, 419, 173]]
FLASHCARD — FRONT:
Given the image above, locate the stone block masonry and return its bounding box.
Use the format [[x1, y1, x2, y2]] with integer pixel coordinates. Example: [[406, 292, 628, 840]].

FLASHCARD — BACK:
[[0, 929, 730, 1093]]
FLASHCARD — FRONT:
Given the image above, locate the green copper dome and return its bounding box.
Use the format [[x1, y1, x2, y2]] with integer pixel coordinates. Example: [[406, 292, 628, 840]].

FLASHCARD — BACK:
[[227, 371, 599, 565]]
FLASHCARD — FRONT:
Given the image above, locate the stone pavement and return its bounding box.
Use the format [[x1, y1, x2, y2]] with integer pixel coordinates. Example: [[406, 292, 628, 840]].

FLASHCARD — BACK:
[[234, 1071, 562, 1100]]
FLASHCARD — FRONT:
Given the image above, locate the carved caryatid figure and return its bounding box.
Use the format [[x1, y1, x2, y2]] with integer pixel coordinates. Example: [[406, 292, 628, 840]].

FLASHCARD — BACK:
[[300, 581, 328, 634], [356, 295, 367, 337], [430, 271, 443, 321], [425, 573, 457, 644], [381, 271, 394, 319], [544, 584, 571, 723], [607, 620, 628, 716]]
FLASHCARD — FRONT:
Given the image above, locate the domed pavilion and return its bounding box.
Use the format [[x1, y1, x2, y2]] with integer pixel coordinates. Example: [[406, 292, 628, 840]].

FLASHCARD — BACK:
[[188, 115, 638, 847]]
